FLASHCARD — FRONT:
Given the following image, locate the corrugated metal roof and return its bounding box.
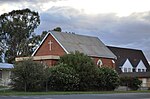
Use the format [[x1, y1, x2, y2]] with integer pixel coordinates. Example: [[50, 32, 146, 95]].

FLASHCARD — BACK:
[[50, 31, 116, 59], [0, 63, 14, 69]]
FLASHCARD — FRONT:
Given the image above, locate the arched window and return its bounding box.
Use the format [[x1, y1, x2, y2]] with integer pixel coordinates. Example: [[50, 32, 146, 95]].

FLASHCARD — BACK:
[[112, 60, 115, 64], [97, 59, 103, 67]]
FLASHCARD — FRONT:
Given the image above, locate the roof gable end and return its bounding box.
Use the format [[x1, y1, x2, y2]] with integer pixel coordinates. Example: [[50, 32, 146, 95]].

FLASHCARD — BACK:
[[136, 60, 147, 69], [31, 32, 68, 56], [122, 59, 133, 68], [32, 33, 50, 56]]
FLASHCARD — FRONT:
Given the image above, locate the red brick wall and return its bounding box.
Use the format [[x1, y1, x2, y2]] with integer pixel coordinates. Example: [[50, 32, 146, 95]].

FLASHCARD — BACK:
[[34, 33, 66, 56], [93, 57, 115, 68], [35, 57, 115, 68]]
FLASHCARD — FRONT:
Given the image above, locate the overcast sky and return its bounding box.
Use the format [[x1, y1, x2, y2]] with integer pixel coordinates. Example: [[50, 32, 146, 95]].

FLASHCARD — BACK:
[[0, 0, 150, 62]]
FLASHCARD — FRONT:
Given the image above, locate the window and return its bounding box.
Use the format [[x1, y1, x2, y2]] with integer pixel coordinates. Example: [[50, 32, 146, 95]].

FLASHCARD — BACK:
[[137, 68, 146, 72], [136, 68, 146, 72], [97, 59, 103, 67], [138, 69, 141, 72], [112, 60, 115, 64], [142, 69, 146, 72], [123, 68, 133, 72], [124, 68, 127, 72], [128, 68, 132, 72]]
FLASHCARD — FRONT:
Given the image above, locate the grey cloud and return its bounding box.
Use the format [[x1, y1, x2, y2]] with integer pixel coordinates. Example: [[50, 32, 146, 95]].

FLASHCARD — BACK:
[[0, 0, 63, 3], [34, 7, 150, 61], [0, 0, 20, 1], [1, 1, 149, 60], [0, 0, 65, 10]]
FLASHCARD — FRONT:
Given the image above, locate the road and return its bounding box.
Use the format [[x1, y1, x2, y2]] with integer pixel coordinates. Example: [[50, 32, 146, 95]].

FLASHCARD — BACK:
[[0, 93, 150, 99]]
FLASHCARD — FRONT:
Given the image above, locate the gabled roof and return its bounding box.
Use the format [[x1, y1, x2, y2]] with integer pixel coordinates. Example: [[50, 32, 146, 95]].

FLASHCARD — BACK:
[[107, 46, 150, 72], [136, 60, 146, 69], [122, 59, 133, 68], [32, 31, 116, 59], [0, 63, 14, 69]]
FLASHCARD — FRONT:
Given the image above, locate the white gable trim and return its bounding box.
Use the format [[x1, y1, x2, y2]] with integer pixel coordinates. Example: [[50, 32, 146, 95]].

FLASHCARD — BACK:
[[121, 59, 133, 72], [32, 32, 69, 56], [50, 31, 69, 54], [32, 33, 50, 56], [136, 60, 147, 72]]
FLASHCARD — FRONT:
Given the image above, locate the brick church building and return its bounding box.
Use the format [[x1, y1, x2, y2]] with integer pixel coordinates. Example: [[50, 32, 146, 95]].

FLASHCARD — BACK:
[[16, 31, 116, 68]]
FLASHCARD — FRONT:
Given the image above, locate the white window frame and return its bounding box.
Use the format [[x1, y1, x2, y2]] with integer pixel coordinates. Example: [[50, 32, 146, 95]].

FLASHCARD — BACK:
[[128, 68, 132, 72], [112, 60, 115, 64], [124, 68, 127, 72], [97, 59, 103, 67]]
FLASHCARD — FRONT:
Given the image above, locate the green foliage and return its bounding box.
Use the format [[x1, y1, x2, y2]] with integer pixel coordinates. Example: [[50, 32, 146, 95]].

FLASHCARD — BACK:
[[57, 52, 120, 91], [11, 59, 48, 92], [120, 77, 142, 90], [96, 67, 120, 91], [53, 27, 62, 32], [0, 8, 40, 63], [58, 51, 98, 90], [48, 63, 80, 91]]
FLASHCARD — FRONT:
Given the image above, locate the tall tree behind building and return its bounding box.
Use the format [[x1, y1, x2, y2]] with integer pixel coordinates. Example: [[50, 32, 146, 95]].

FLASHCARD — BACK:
[[0, 8, 40, 63]]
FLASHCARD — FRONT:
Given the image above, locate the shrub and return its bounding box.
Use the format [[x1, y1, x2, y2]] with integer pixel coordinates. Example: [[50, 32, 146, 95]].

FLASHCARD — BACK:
[[11, 59, 48, 92], [120, 77, 142, 90], [96, 67, 120, 91], [48, 63, 80, 91], [58, 51, 98, 90]]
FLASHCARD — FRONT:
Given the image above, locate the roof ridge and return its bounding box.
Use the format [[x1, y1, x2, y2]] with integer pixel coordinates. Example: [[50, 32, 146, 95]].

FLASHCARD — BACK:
[[107, 45, 142, 51], [50, 31, 99, 39]]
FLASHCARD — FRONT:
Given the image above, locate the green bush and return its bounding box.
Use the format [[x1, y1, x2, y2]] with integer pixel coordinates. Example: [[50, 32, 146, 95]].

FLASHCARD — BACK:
[[96, 67, 120, 91], [58, 51, 98, 90], [120, 77, 142, 90], [48, 63, 80, 91], [11, 59, 48, 92]]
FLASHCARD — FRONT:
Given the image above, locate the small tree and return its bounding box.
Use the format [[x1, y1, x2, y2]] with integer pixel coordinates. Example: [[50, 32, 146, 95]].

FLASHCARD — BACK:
[[58, 51, 98, 90], [48, 63, 80, 91], [11, 59, 48, 92], [120, 77, 142, 90], [96, 67, 120, 91]]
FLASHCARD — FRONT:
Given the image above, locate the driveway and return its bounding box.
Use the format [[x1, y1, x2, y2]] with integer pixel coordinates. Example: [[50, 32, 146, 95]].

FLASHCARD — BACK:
[[0, 93, 150, 99]]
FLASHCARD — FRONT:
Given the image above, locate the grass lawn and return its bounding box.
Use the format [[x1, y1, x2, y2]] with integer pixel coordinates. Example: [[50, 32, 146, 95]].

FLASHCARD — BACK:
[[0, 90, 150, 96]]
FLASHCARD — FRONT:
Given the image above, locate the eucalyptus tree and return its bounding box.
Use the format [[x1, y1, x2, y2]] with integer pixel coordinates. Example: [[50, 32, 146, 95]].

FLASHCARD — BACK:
[[0, 8, 40, 63]]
